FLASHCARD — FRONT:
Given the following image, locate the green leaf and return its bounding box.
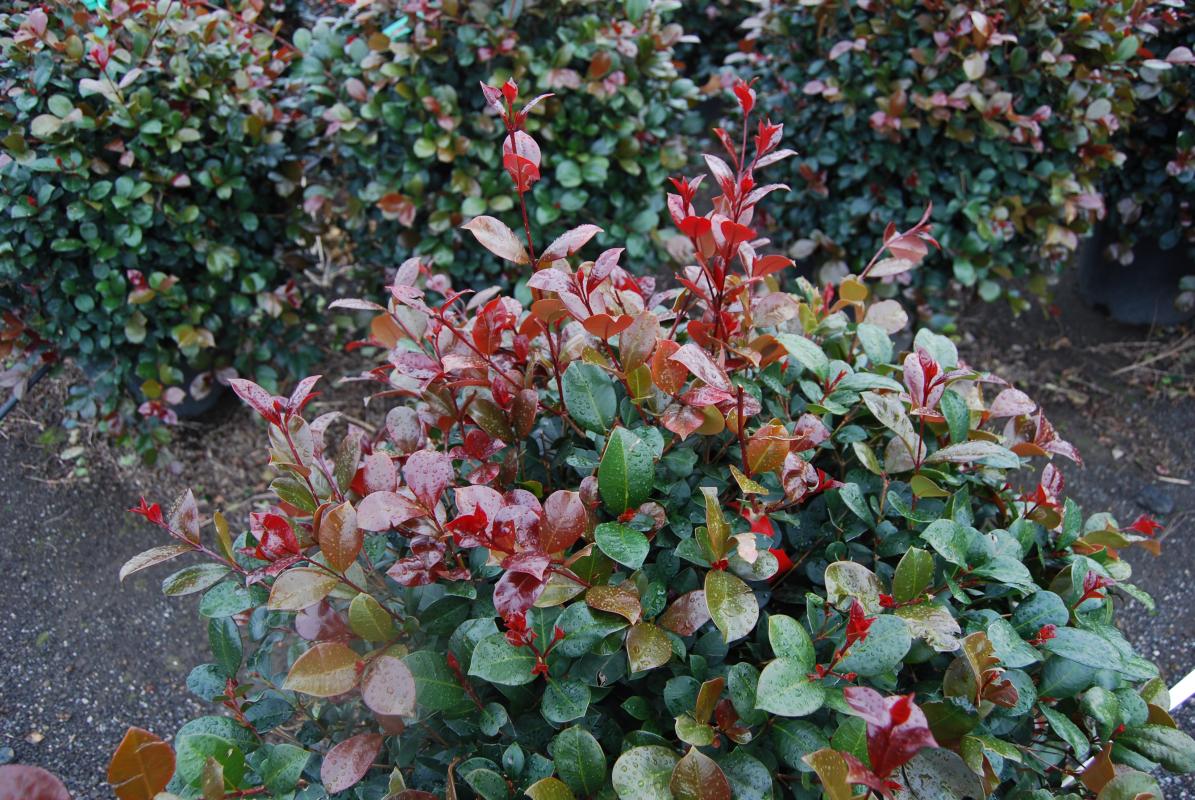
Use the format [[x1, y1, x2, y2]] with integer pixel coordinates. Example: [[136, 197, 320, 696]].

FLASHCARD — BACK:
[[717, 751, 773, 800], [986, 618, 1040, 668], [554, 726, 606, 796], [892, 547, 934, 602], [919, 519, 971, 566], [542, 679, 591, 724], [612, 746, 679, 800], [773, 720, 829, 772], [257, 743, 309, 795], [1042, 627, 1123, 671], [767, 615, 814, 670], [1114, 34, 1140, 62], [896, 604, 962, 653], [562, 362, 616, 433], [162, 564, 230, 596], [1040, 704, 1091, 762], [837, 483, 873, 524], [705, 570, 758, 643], [928, 440, 1020, 469], [774, 334, 828, 377], [1010, 591, 1069, 637], [897, 748, 984, 800], [349, 592, 398, 641], [939, 389, 970, 444], [468, 633, 537, 686], [598, 427, 655, 514], [594, 522, 650, 570], [837, 615, 912, 677], [208, 617, 242, 677], [755, 658, 825, 717], [1117, 725, 1195, 773], [405, 651, 472, 714], [1080, 687, 1121, 734], [823, 561, 883, 614]]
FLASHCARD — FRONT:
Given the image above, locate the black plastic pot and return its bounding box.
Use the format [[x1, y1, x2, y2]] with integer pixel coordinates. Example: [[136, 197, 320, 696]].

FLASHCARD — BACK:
[[125, 365, 230, 421], [1078, 220, 1195, 326]]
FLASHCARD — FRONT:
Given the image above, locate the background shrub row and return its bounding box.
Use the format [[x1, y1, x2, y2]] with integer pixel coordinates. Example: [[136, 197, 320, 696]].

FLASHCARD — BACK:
[[1, 0, 1191, 449]]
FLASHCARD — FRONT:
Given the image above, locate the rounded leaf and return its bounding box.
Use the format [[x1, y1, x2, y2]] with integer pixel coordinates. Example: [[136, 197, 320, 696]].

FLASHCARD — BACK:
[[670, 748, 731, 800], [362, 655, 417, 716], [612, 746, 679, 800], [283, 642, 360, 697], [321, 733, 383, 794]]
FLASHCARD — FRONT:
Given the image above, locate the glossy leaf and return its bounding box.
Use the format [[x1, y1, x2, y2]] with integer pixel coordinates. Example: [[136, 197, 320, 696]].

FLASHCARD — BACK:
[[268, 568, 340, 611], [670, 748, 731, 800], [626, 622, 672, 672], [108, 727, 175, 800], [598, 427, 655, 514], [705, 570, 758, 643], [562, 362, 616, 433], [362, 655, 417, 716], [612, 746, 679, 800], [282, 642, 360, 697], [321, 733, 383, 794]]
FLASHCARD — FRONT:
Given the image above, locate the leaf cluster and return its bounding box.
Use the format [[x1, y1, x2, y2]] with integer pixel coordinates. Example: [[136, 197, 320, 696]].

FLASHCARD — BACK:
[[119, 80, 1195, 800]]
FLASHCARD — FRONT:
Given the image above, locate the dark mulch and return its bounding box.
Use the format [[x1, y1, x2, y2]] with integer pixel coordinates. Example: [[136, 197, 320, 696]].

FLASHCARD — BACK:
[[0, 276, 1192, 797]]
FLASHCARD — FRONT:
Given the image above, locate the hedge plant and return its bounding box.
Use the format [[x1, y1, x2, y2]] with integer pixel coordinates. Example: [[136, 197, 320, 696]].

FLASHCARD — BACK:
[[287, 0, 699, 284], [0, 0, 312, 455], [1095, 17, 1194, 312], [113, 79, 1195, 799], [734, 0, 1173, 312]]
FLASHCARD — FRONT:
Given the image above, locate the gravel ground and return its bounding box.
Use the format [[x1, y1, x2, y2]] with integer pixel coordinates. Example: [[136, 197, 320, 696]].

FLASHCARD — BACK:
[[0, 430, 206, 798], [0, 278, 1192, 797]]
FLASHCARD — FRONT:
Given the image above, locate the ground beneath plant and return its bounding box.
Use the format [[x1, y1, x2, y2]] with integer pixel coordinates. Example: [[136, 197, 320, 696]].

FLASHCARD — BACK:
[[1, 276, 1193, 797]]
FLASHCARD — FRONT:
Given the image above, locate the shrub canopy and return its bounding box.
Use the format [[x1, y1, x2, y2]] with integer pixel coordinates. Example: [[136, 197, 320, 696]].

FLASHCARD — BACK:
[[117, 80, 1195, 800]]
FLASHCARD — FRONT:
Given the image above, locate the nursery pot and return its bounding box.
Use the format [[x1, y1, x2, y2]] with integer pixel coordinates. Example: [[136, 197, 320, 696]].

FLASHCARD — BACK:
[[1078, 220, 1195, 326], [125, 363, 230, 421]]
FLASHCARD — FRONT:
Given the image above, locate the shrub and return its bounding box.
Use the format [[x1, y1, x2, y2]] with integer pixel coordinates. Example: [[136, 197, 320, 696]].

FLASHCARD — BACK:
[[1096, 17, 1194, 309], [733, 0, 1164, 312], [287, 0, 699, 284], [117, 80, 1195, 800], [0, 0, 312, 454]]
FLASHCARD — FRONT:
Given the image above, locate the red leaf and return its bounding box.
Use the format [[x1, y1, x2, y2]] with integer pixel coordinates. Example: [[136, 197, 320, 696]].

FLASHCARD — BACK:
[[356, 491, 425, 531], [362, 655, 417, 717], [0, 765, 71, 800], [670, 343, 731, 391], [541, 490, 588, 553], [843, 687, 937, 781], [541, 224, 603, 263], [582, 313, 634, 339], [108, 727, 175, 800], [295, 601, 351, 642], [493, 570, 546, 617], [321, 733, 384, 794], [461, 216, 530, 264], [229, 378, 280, 425], [403, 450, 455, 509]]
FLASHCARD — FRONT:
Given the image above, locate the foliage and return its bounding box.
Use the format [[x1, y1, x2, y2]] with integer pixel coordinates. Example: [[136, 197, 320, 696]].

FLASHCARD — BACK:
[[733, 0, 1180, 312], [1094, 15, 1194, 310], [0, 0, 314, 455], [118, 80, 1195, 800], [287, 0, 699, 284]]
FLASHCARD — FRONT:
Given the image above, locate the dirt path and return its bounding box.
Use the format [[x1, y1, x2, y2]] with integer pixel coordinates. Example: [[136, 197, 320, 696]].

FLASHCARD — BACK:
[[0, 430, 206, 798]]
